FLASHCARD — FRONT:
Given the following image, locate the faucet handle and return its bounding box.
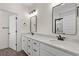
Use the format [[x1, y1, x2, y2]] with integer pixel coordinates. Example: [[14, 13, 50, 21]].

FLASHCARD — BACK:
[[62, 37, 66, 39], [59, 35, 61, 36], [56, 35, 61, 38], [56, 35, 66, 41]]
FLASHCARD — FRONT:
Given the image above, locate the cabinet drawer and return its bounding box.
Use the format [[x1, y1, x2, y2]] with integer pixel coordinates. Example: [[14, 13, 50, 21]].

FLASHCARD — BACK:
[[27, 38, 32, 46], [24, 39, 28, 46], [28, 38, 32, 42], [33, 49, 39, 56], [40, 43, 71, 56], [27, 44, 32, 49], [33, 40, 40, 50], [33, 40, 39, 46]]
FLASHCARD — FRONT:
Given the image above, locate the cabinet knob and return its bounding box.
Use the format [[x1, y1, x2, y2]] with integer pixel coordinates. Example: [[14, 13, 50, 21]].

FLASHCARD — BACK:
[[33, 49, 37, 52], [28, 45, 30, 47], [28, 40, 30, 41], [34, 42, 37, 45], [8, 33, 10, 35]]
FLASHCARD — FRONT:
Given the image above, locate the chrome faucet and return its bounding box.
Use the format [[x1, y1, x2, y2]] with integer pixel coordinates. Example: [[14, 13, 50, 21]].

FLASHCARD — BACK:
[[56, 35, 65, 41]]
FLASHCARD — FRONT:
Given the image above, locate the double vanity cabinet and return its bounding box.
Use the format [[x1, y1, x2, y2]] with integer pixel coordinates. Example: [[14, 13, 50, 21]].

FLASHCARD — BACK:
[[21, 34, 79, 56]]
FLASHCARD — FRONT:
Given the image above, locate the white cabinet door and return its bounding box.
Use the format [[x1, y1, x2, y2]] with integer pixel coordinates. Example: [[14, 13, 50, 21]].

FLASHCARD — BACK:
[[22, 36, 28, 53], [22, 36, 25, 50], [40, 43, 72, 56], [27, 38, 33, 56], [22, 37, 24, 50], [32, 40, 40, 56], [40, 48, 55, 56]]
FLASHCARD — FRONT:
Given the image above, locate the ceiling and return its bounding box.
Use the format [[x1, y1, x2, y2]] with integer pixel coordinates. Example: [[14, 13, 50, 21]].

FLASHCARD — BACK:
[[22, 3, 60, 7], [0, 3, 60, 15], [22, 3, 51, 6]]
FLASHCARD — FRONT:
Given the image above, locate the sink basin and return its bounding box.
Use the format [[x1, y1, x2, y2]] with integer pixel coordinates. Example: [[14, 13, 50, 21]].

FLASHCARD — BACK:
[[47, 39, 69, 46], [48, 39, 63, 42]]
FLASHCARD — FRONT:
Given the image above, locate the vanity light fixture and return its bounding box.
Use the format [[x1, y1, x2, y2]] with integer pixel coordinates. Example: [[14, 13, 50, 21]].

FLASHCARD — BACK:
[[28, 10, 38, 18], [51, 3, 61, 7]]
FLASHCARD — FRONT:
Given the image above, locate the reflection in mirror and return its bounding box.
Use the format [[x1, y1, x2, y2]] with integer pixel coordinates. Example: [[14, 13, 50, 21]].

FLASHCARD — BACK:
[[55, 18, 63, 34], [53, 3, 77, 34]]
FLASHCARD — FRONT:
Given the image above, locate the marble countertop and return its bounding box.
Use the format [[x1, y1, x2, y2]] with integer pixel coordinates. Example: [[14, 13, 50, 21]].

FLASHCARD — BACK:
[[22, 33, 79, 56]]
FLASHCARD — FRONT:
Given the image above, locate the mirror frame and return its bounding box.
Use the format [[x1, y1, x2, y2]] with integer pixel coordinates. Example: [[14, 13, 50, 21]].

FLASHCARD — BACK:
[[30, 15, 37, 33], [52, 3, 78, 35]]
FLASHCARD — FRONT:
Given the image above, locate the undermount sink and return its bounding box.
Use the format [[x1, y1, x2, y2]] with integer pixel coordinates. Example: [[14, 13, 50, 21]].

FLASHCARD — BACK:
[[46, 39, 69, 45], [48, 39, 63, 42]]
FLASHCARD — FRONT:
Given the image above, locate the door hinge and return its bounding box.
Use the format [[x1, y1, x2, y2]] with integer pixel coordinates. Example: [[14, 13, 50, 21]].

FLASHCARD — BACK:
[[16, 30, 17, 33], [77, 6, 79, 16], [16, 44, 17, 46], [16, 17, 17, 20], [8, 33, 10, 35]]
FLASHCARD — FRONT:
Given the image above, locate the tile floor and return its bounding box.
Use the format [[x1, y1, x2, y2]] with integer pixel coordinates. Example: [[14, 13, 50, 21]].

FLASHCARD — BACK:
[[0, 48, 28, 56]]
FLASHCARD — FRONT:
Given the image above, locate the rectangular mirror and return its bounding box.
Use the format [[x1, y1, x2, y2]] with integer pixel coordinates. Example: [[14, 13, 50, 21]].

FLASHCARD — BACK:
[[53, 3, 77, 34], [30, 16, 37, 33]]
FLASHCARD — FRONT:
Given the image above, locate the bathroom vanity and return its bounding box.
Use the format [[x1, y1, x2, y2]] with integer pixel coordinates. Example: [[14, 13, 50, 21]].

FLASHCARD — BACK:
[[22, 34, 79, 56]]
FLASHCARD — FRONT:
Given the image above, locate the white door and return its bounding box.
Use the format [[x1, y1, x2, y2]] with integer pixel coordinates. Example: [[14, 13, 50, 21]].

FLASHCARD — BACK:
[[9, 15, 17, 50]]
